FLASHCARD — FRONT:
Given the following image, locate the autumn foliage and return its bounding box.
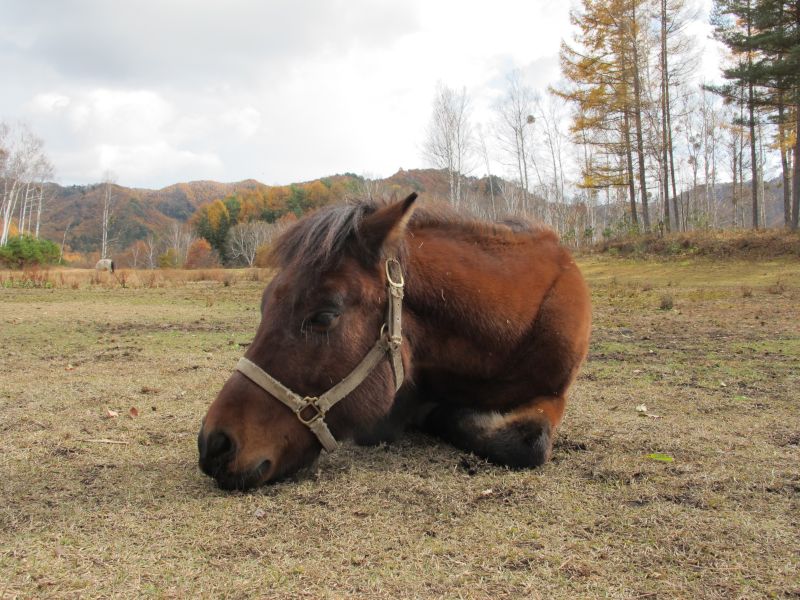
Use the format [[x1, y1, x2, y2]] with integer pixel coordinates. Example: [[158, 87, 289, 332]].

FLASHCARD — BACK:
[[184, 238, 220, 269], [190, 177, 359, 262]]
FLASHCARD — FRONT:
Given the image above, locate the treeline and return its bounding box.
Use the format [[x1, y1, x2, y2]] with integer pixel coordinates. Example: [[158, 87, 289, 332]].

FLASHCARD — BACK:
[[557, 0, 798, 231], [142, 175, 378, 268], [422, 0, 798, 237], [0, 122, 54, 247], [191, 178, 348, 261], [710, 0, 799, 230]]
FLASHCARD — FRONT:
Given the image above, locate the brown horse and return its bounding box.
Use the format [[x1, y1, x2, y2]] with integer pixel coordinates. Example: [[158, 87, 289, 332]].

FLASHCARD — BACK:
[[198, 194, 591, 490]]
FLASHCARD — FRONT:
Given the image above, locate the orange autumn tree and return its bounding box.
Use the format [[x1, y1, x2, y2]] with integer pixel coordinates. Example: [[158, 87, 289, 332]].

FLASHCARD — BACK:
[[184, 238, 220, 269]]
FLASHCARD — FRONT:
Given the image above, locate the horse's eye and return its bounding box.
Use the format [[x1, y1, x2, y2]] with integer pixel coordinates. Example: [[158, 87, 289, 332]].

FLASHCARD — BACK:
[[308, 311, 340, 330]]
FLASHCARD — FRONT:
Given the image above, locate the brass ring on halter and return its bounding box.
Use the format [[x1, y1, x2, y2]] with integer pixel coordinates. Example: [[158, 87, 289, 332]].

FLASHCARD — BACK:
[[295, 397, 324, 425]]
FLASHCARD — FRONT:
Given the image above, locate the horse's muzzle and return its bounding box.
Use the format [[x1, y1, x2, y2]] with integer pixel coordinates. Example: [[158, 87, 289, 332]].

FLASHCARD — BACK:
[[197, 427, 271, 491]]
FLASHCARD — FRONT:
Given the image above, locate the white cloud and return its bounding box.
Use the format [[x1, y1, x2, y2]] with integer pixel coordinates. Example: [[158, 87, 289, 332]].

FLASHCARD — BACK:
[[95, 140, 222, 183], [221, 107, 262, 139], [31, 92, 70, 113]]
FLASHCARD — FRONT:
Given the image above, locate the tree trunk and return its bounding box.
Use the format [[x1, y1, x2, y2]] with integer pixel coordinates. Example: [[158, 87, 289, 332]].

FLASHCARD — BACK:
[[630, 2, 649, 229], [660, 0, 671, 231], [623, 108, 638, 227], [35, 186, 44, 239], [793, 105, 800, 230], [777, 104, 791, 227], [748, 79, 759, 229], [732, 134, 738, 228], [666, 88, 679, 231]]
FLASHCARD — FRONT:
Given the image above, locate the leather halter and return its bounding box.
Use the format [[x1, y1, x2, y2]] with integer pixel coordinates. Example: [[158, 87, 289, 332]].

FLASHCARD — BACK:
[[235, 258, 405, 453]]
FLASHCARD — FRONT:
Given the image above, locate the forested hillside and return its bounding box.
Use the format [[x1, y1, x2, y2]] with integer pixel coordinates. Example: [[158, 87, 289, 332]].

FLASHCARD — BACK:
[[39, 179, 265, 253], [30, 169, 505, 265]]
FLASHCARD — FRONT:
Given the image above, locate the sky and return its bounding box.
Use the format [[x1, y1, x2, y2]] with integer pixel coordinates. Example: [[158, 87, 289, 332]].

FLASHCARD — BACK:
[[1, 0, 719, 189]]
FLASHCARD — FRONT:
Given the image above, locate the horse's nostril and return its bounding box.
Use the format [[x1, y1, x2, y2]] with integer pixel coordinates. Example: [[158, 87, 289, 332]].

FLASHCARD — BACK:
[[206, 430, 235, 460], [257, 459, 272, 476]]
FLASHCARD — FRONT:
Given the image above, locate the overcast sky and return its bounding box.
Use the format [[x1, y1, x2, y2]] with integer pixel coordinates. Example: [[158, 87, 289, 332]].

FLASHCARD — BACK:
[[1, 0, 718, 189]]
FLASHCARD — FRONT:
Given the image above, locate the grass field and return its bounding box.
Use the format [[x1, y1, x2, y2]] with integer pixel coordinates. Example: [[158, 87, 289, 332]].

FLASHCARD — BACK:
[[1, 258, 798, 599]]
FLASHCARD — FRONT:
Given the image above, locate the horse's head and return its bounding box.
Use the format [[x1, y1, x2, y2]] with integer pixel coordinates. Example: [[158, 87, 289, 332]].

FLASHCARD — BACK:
[[198, 194, 416, 490]]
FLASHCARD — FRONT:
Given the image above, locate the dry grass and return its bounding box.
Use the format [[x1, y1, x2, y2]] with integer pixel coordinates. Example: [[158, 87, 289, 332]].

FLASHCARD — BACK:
[[0, 267, 271, 291], [1, 258, 798, 598], [594, 228, 800, 259]]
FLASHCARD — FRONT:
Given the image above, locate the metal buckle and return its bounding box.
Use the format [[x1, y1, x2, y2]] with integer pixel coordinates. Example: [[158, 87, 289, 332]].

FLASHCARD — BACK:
[[385, 258, 404, 288], [296, 397, 324, 425]]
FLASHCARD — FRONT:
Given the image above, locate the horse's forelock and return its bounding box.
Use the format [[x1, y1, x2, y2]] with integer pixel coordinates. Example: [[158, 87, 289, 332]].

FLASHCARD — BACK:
[[267, 202, 373, 273]]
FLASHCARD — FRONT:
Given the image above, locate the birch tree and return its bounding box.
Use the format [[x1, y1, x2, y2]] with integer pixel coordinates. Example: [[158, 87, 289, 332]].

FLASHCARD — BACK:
[[423, 84, 474, 208], [226, 221, 282, 267], [100, 172, 116, 259], [167, 222, 196, 267], [495, 72, 538, 215], [1, 123, 51, 246]]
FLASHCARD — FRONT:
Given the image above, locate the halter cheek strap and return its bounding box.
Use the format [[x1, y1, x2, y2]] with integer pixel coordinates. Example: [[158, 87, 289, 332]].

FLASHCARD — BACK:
[[235, 258, 405, 453]]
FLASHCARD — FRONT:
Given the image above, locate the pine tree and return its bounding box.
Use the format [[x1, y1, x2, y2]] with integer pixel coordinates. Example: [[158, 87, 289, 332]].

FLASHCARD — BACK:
[[711, 0, 767, 228], [750, 0, 799, 229]]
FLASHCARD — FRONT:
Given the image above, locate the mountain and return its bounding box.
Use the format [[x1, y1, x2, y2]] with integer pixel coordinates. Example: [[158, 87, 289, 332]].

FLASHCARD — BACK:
[[41, 179, 269, 253], [39, 170, 490, 254]]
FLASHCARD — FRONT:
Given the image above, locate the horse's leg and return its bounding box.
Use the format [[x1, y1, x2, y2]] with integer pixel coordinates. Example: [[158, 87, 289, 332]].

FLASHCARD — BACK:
[[352, 385, 422, 446], [422, 396, 565, 468]]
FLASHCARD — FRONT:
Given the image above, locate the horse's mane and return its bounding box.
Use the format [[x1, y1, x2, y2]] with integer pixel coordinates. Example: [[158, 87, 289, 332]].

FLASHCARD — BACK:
[[268, 198, 550, 274]]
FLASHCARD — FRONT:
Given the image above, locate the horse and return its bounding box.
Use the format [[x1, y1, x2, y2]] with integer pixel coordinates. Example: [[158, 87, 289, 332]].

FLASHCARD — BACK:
[[198, 194, 591, 490], [95, 258, 115, 273]]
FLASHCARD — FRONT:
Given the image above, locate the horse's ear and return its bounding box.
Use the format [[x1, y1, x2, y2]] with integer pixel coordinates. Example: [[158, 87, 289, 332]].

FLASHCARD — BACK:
[[359, 193, 417, 258]]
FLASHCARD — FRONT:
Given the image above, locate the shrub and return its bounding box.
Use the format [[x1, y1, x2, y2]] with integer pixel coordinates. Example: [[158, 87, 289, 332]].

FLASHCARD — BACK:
[[254, 244, 271, 267], [158, 248, 179, 268], [184, 239, 221, 269], [0, 236, 61, 268]]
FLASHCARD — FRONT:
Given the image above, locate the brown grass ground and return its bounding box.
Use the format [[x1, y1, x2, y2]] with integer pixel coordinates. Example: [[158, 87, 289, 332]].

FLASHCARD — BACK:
[[1, 258, 798, 599]]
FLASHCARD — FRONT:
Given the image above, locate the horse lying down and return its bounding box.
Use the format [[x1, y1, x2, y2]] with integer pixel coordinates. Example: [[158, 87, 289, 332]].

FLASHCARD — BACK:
[[199, 194, 591, 490]]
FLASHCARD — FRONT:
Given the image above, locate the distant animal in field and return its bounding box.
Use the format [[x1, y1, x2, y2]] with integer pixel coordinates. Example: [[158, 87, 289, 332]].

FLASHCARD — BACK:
[[198, 194, 592, 490], [95, 258, 114, 273]]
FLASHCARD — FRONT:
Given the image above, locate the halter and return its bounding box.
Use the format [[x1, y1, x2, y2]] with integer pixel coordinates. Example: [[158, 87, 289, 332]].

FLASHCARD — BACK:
[[235, 258, 405, 453]]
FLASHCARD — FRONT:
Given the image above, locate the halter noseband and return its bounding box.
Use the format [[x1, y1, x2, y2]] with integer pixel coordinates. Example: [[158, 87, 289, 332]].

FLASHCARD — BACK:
[[235, 258, 405, 453]]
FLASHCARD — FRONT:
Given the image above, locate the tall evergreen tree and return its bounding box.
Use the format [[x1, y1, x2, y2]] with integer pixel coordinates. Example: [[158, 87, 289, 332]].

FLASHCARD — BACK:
[[711, 0, 764, 228], [750, 0, 799, 229]]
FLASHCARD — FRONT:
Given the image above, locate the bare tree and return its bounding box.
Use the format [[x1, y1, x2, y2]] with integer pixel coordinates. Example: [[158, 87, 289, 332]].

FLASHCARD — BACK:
[[498, 178, 524, 215], [59, 219, 72, 264], [495, 72, 538, 215], [350, 173, 390, 202], [130, 240, 142, 269], [33, 159, 54, 239], [227, 221, 290, 266], [167, 222, 196, 267], [423, 83, 474, 208], [144, 234, 159, 269], [1, 123, 50, 246], [476, 125, 497, 219], [100, 172, 116, 259]]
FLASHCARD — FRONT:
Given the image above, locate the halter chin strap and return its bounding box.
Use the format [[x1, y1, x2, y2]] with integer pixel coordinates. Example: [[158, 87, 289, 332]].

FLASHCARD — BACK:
[[235, 258, 405, 453]]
